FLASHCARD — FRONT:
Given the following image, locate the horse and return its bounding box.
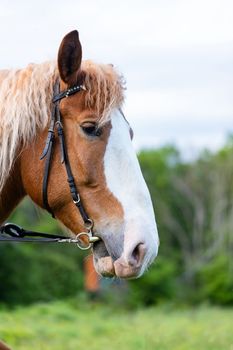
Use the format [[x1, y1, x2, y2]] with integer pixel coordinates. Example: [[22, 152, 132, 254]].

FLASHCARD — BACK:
[[0, 30, 159, 279]]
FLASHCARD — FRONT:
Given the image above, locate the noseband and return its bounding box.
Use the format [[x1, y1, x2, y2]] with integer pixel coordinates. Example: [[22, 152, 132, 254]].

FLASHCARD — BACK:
[[0, 80, 100, 250]]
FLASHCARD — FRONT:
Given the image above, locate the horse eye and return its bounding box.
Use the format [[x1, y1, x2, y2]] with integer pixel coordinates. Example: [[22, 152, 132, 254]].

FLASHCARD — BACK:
[[81, 124, 102, 137]]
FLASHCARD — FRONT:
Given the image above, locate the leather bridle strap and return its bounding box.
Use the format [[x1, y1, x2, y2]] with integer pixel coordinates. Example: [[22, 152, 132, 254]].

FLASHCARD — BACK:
[[40, 79, 92, 228], [0, 223, 65, 241], [55, 107, 91, 226], [0, 223, 99, 249], [40, 113, 55, 216]]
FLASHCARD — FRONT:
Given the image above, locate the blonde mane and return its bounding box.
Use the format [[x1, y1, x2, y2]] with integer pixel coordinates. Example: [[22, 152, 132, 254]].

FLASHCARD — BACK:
[[0, 60, 125, 192]]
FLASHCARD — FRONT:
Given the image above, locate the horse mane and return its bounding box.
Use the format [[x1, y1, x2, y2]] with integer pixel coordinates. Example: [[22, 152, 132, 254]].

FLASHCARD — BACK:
[[0, 60, 125, 192]]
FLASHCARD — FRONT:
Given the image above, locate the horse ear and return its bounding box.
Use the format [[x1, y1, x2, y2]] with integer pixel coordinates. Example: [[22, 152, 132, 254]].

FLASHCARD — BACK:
[[58, 30, 82, 85]]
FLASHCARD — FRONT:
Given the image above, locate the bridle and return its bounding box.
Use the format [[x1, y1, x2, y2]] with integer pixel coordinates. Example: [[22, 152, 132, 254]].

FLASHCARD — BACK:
[[0, 79, 100, 250]]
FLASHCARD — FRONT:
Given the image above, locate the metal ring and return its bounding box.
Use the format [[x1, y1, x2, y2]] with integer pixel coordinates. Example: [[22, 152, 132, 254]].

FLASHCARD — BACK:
[[76, 232, 92, 250], [84, 219, 93, 230]]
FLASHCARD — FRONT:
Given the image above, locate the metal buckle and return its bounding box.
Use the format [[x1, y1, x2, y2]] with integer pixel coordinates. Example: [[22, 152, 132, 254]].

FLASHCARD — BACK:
[[84, 219, 93, 230], [55, 121, 63, 129], [73, 194, 81, 205]]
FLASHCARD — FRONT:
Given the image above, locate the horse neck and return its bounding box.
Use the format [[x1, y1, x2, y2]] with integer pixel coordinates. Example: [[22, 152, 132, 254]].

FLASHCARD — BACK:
[[0, 159, 25, 224]]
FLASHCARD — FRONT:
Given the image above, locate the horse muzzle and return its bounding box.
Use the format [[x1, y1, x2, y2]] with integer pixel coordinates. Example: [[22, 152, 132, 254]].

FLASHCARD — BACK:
[[93, 239, 157, 279]]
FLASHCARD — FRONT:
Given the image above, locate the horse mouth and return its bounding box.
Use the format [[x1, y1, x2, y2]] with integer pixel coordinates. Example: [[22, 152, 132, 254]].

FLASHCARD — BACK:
[[92, 239, 143, 279], [92, 240, 116, 277]]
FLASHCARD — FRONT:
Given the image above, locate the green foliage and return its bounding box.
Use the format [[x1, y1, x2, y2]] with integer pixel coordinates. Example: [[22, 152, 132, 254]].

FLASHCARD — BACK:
[[137, 142, 233, 306], [0, 243, 84, 304], [0, 199, 86, 305], [1, 140, 233, 306], [197, 254, 233, 305], [128, 256, 178, 306]]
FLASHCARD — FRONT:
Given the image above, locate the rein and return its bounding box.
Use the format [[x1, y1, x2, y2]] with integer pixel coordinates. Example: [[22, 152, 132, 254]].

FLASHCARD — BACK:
[[0, 223, 99, 249], [0, 80, 100, 250]]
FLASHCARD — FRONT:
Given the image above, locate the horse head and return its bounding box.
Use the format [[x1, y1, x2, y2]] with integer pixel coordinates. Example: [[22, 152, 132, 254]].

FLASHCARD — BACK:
[[0, 30, 159, 278]]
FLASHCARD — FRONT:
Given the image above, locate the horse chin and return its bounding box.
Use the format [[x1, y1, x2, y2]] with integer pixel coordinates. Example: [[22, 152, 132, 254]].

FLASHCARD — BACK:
[[93, 240, 116, 278]]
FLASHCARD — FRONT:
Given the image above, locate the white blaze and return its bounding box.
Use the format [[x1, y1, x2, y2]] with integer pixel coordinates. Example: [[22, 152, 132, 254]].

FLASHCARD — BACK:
[[103, 109, 159, 272]]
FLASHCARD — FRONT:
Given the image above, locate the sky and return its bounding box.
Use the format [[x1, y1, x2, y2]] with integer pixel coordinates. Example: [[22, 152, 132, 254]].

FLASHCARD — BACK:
[[0, 0, 232, 157]]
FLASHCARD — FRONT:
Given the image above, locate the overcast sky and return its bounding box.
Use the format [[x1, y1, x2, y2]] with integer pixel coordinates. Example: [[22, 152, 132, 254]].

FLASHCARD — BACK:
[[0, 0, 232, 157]]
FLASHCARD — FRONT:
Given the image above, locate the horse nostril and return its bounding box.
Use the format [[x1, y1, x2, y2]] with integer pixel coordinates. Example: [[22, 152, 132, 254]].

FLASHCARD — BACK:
[[129, 243, 146, 266]]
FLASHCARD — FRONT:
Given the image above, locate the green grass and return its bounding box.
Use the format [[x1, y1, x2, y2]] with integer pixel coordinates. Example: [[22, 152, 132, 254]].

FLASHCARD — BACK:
[[0, 300, 233, 350]]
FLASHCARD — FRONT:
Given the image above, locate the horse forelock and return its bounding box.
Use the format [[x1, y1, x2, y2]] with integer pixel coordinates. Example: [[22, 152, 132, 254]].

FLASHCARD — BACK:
[[0, 60, 125, 192], [82, 60, 125, 126]]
